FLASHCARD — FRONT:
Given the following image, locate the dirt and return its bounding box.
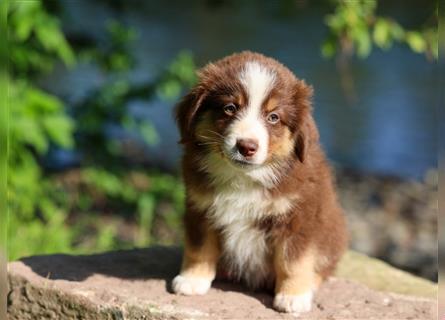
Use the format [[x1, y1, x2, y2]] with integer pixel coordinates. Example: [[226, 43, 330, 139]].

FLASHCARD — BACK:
[[8, 246, 436, 319]]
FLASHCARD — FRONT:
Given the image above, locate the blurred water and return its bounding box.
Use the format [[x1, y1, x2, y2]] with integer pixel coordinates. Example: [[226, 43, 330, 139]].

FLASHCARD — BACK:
[[42, 0, 437, 179]]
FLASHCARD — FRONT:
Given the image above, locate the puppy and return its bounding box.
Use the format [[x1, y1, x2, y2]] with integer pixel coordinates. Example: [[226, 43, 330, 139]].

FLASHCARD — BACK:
[[172, 51, 347, 314]]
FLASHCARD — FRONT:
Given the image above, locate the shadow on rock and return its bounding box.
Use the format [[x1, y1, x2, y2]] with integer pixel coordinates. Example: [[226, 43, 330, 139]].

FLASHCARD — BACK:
[[19, 245, 277, 310], [20, 246, 183, 282]]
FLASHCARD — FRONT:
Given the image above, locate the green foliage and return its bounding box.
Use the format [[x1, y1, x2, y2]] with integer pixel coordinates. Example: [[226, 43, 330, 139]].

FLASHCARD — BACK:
[[80, 169, 184, 247], [74, 47, 195, 163], [8, 82, 75, 260], [7, 3, 193, 260], [0, 0, 8, 258], [80, 20, 137, 72], [156, 51, 196, 101], [8, 1, 74, 75], [8, 1, 76, 260], [69, 40, 193, 248], [322, 0, 438, 60]]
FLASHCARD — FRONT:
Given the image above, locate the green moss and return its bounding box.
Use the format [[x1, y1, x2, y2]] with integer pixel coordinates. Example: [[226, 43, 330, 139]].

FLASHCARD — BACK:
[[336, 250, 437, 298]]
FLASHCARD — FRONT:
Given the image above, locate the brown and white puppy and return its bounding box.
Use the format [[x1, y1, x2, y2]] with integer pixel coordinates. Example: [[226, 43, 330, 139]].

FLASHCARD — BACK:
[[172, 51, 347, 314]]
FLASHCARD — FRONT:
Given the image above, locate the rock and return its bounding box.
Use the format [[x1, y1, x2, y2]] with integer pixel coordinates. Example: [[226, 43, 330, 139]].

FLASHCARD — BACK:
[[7, 247, 437, 319], [337, 251, 437, 298]]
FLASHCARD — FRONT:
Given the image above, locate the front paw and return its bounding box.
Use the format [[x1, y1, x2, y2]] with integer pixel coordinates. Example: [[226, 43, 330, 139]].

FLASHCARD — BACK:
[[172, 275, 212, 295], [273, 291, 313, 314]]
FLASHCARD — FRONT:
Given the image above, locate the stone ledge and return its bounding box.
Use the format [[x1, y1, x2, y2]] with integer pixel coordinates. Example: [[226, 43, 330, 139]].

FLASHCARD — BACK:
[[336, 250, 437, 299], [7, 247, 437, 319]]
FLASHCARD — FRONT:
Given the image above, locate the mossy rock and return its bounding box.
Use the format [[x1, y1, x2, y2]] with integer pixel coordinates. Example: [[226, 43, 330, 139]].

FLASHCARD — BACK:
[[336, 250, 437, 298]]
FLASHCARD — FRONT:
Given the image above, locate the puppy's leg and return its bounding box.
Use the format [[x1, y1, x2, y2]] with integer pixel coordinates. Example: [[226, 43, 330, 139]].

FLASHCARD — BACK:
[[273, 245, 320, 314], [173, 224, 220, 296]]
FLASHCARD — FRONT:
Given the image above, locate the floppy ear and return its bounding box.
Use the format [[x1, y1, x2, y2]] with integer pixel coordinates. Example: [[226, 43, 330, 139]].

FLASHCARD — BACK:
[[294, 116, 317, 163], [175, 86, 206, 143], [292, 80, 318, 163]]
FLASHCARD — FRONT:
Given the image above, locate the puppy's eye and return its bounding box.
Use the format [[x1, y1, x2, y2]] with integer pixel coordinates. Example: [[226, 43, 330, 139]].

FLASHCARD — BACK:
[[267, 112, 280, 124], [223, 103, 238, 116]]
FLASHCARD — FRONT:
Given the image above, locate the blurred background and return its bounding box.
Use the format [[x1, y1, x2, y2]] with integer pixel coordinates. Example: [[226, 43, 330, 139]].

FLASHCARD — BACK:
[[7, 0, 437, 282]]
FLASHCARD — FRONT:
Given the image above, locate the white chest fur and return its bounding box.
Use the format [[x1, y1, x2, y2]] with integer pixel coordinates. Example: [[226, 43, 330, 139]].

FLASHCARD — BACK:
[[211, 187, 271, 288], [190, 184, 294, 288]]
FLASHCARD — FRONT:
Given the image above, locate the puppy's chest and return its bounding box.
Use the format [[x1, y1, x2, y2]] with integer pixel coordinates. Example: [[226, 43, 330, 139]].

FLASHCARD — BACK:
[[206, 187, 293, 221], [202, 188, 294, 287], [209, 189, 271, 244]]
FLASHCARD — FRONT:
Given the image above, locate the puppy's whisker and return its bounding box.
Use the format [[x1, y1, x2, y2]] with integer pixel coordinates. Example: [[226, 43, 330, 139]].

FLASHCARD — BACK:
[[197, 142, 220, 146], [203, 129, 225, 140], [196, 134, 224, 142], [196, 134, 213, 140]]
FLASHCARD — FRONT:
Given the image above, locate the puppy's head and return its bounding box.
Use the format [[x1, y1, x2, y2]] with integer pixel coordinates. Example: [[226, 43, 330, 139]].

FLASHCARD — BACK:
[[176, 51, 316, 170]]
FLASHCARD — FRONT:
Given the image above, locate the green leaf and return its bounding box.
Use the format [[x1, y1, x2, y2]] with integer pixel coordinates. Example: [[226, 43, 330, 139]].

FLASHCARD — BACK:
[[14, 15, 34, 41], [26, 88, 63, 113], [36, 20, 75, 66], [136, 195, 155, 246], [352, 24, 371, 58], [56, 39, 76, 67], [15, 118, 48, 154], [345, 7, 358, 26], [139, 122, 159, 145], [373, 18, 391, 49], [325, 14, 344, 32], [38, 198, 60, 222], [405, 31, 426, 53], [43, 114, 75, 148], [321, 38, 337, 58], [156, 80, 182, 101], [96, 225, 117, 251], [83, 169, 123, 197], [389, 21, 405, 41], [168, 50, 196, 85]]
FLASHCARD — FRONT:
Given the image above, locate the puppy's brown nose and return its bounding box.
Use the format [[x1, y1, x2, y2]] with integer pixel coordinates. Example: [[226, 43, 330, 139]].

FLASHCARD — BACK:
[[236, 139, 258, 157]]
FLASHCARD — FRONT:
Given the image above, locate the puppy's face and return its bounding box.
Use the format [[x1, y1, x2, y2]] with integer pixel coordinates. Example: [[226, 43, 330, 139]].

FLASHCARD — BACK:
[[176, 52, 313, 170]]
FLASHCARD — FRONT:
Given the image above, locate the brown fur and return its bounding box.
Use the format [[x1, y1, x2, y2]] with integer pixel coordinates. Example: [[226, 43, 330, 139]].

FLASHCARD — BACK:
[[175, 51, 348, 307], [181, 219, 220, 279]]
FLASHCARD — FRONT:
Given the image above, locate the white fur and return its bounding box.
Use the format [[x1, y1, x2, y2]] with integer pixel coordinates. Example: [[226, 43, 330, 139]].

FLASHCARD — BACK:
[[223, 62, 276, 165], [192, 153, 297, 288], [273, 291, 313, 314], [239, 61, 276, 113], [172, 275, 212, 295], [209, 187, 271, 288], [220, 217, 270, 288]]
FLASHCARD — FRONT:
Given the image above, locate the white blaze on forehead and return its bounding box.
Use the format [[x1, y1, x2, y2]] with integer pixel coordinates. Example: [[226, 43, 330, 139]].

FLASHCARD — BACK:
[[239, 61, 276, 111], [224, 61, 276, 165]]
